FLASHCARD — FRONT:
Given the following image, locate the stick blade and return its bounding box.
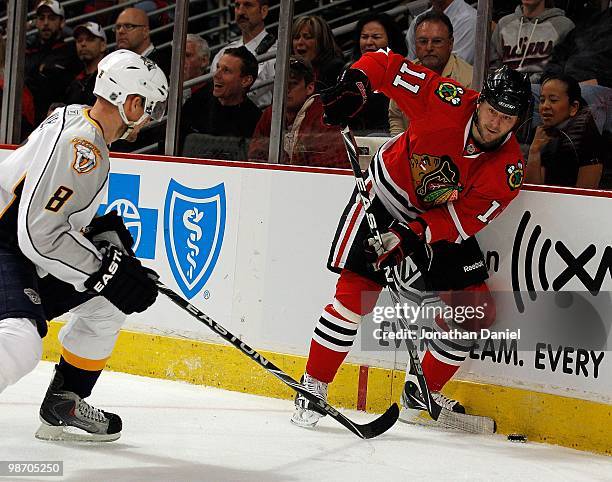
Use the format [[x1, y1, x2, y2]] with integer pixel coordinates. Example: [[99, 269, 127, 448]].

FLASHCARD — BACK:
[[353, 403, 399, 439]]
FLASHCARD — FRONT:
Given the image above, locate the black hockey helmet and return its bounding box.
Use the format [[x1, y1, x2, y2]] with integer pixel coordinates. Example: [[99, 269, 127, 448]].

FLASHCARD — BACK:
[[479, 65, 532, 118]]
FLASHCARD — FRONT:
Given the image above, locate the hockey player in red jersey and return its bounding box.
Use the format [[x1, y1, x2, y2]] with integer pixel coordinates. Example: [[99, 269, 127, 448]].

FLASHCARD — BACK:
[[291, 48, 531, 427]]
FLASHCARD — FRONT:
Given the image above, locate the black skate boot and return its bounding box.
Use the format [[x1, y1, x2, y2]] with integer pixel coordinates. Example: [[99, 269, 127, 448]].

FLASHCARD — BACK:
[[399, 362, 464, 426], [35, 367, 122, 442], [290, 373, 328, 428]]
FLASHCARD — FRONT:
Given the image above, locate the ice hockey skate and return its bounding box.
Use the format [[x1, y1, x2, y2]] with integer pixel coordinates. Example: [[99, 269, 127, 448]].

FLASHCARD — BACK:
[[399, 360, 464, 428], [35, 368, 122, 442], [291, 373, 328, 428]]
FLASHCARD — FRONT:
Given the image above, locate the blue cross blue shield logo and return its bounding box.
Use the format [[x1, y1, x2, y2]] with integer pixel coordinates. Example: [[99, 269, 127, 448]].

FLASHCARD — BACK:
[[98, 173, 157, 259], [164, 180, 226, 299]]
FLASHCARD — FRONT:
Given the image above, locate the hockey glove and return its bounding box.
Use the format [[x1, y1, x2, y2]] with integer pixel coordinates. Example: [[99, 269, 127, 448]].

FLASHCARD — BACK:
[[83, 211, 135, 256], [364, 220, 423, 271], [84, 245, 158, 315], [320, 68, 371, 126]]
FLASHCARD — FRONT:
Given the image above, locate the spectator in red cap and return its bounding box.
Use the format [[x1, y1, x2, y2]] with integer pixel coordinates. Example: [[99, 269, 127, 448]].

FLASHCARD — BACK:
[[65, 22, 107, 106]]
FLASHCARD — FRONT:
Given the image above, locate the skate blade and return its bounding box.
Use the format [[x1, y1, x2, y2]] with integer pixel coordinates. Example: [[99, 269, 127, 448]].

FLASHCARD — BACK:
[[35, 421, 121, 442], [290, 410, 323, 428]]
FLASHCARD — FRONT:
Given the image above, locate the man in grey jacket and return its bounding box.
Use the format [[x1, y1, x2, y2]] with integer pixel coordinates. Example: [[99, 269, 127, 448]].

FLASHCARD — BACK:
[[490, 0, 574, 82]]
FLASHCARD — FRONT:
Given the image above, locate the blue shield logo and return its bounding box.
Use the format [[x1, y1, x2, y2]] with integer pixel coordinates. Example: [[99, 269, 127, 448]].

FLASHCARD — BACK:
[[164, 180, 226, 299]]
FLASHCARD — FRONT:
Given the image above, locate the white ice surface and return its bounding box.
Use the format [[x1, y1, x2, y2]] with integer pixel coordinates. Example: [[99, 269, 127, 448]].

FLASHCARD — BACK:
[[1, 362, 610, 482]]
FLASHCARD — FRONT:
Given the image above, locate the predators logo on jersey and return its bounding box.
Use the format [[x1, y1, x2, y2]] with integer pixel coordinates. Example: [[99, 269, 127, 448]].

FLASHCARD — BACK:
[[71, 138, 101, 174], [412, 154, 463, 207]]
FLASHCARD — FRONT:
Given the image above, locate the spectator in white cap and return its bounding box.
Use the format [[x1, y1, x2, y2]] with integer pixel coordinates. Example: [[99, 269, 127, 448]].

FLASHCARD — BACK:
[[33, 0, 65, 42], [65, 22, 108, 106], [26, 0, 80, 123]]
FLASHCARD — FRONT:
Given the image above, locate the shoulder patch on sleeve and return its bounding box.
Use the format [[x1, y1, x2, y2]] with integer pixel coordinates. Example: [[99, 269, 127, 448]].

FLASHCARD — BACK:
[[506, 160, 524, 190], [435, 82, 464, 106], [71, 137, 101, 174]]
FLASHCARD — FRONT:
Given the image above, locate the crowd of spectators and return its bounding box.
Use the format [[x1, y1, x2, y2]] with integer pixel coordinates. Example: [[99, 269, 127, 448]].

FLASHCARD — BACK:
[[0, 0, 610, 188]]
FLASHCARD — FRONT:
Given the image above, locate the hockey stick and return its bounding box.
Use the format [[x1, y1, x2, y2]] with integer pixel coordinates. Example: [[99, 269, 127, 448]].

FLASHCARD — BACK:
[[156, 280, 399, 439], [340, 127, 495, 434]]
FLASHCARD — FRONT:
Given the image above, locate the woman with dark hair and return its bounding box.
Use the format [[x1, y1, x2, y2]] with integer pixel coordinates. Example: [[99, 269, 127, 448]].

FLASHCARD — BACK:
[[526, 74, 605, 188], [349, 13, 406, 135], [292, 15, 345, 92], [351, 12, 407, 60]]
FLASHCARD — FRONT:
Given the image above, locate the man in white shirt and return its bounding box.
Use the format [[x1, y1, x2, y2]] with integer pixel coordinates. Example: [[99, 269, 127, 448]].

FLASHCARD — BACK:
[[405, 0, 477, 65], [211, 0, 276, 108]]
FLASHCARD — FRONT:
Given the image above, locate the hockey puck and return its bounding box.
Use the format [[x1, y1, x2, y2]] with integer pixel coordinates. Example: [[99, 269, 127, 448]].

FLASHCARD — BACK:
[[507, 433, 527, 443]]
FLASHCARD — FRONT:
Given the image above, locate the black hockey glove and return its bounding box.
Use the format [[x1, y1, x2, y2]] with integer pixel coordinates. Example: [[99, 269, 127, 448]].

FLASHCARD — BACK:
[[364, 220, 423, 271], [320, 68, 371, 126], [84, 245, 158, 315], [83, 211, 135, 256]]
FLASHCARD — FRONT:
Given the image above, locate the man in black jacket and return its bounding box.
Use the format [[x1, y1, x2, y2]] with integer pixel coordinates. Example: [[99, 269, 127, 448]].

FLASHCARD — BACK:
[[181, 46, 262, 160], [65, 22, 107, 106], [25, 0, 81, 123]]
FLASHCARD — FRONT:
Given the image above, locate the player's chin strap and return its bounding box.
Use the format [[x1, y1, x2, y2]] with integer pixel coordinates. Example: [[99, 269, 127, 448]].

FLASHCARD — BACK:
[[117, 103, 149, 140]]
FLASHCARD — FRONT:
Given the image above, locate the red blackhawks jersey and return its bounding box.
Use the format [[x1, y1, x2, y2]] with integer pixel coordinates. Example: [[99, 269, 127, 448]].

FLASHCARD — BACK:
[[352, 49, 525, 244]]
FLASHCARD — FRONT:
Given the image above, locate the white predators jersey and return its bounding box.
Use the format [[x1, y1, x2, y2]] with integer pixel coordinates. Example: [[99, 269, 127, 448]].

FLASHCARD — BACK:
[[0, 106, 110, 291]]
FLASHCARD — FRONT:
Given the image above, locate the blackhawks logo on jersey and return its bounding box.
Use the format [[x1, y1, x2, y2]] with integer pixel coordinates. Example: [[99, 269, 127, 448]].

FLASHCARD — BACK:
[[506, 160, 524, 190], [435, 82, 464, 106], [71, 138, 101, 174], [413, 154, 463, 206]]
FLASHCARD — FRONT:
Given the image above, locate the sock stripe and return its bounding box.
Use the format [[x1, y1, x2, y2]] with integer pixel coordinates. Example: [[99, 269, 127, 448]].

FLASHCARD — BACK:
[[332, 299, 361, 323], [313, 329, 353, 351], [322, 306, 360, 331], [428, 339, 468, 363], [318, 315, 358, 337], [428, 347, 465, 367]]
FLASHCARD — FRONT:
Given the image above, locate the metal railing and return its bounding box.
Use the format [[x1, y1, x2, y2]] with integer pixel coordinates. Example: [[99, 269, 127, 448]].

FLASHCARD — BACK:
[[2, 0, 469, 156]]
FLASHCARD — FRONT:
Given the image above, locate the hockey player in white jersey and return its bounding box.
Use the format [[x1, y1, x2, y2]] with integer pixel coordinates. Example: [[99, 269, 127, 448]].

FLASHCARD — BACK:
[[0, 49, 168, 441]]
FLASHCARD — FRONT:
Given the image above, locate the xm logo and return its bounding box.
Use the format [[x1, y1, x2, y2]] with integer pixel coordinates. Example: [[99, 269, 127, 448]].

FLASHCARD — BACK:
[[98, 173, 158, 259], [511, 210, 612, 312], [164, 179, 226, 299]]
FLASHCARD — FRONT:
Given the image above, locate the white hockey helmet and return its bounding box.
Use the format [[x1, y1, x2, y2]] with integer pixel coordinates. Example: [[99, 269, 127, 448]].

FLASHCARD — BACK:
[[94, 49, 168, 136]]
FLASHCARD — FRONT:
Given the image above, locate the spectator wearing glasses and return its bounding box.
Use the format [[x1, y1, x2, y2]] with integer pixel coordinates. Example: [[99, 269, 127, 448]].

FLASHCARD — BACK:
[[65, 22, 107, 107], [292, 16, 345, 92], [389, 11, 473, 136], [248, 56, 349, 167], [525, 74, 605, 188], [348, 13, 407, 135], [405, 0, 477, 65], [25, 0, 80, 123], [181, 47, 262, 159], [114, 7, 171, 76], [211, 0, 277, 109]]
